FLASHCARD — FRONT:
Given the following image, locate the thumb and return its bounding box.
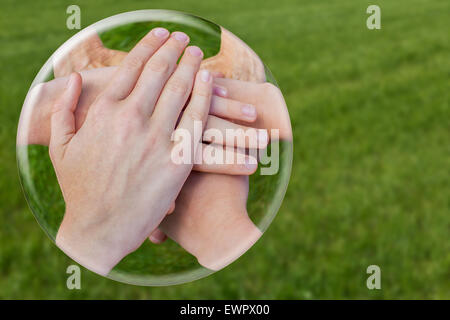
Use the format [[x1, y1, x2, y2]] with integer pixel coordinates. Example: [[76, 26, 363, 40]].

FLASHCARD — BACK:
[[49, 72, 82, 159]]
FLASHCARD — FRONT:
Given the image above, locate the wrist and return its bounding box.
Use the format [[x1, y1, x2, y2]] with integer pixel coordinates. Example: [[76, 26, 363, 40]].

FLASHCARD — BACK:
[[55, 208, 125, 276], [194, 210, 262, 271]]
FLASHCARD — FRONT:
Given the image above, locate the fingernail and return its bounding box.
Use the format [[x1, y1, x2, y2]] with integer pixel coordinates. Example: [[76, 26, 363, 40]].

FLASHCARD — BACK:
[[200, 70, 210, 82], [172, 32, 189, 42], [258, 129, 268, 146], [188, 46, 203, 57], [245, 156, 257, 171], [153, 28, 169, 38], [241, 104, 256, 118], [213, 85, 227, 97]]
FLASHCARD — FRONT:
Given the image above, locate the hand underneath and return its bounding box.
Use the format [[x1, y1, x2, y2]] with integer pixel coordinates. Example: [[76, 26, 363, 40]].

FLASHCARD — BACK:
[[53, 33, 127, 78], [214, 78, 292, 141], [150, 78, 291, 270], [19, 68, 266, 174], [159, 172, 261, 270]]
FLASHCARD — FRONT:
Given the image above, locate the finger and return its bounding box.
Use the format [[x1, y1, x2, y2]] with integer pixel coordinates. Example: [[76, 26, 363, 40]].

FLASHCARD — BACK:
[[150, 45, 203, 126], [211, 71, 225, 78], [210, 95, 257, 122], [173, 70, 213, 159], [213, 77, 261, 104], [127, 32, 190, 116], [212, 84, 228, 97], [149, 228, 167, 244], [203, 116, 268, 149], [167, 202, 175, 215], [213, 78, 292, 140], [49, 72, 82, 160], [104, 27, 170, 100], [193, 144, 258, 175]]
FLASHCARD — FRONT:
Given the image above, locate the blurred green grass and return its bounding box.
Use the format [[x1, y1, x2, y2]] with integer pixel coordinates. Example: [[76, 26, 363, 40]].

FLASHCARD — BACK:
[[1, 0, 449, 298]]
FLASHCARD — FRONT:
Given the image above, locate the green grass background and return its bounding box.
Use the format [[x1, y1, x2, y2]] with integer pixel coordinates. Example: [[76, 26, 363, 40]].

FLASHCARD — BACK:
[[1, 0, 449, 298]]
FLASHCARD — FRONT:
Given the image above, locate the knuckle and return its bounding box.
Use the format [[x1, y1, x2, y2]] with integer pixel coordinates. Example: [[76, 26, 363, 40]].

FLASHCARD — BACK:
[[140, 37, 159, 51], [166, 77, 190, 95], [168, 36, 187, 49], [193, 85, 212, 98], [124, 56, 145, 71], [147, 58, 171, 74], [186, 109, 204, 122]]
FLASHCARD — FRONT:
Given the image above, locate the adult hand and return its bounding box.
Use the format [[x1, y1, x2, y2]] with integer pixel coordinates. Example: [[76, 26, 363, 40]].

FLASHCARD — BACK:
[[151, 79, 292, 269], [51, 28, 214, 276], [53, 33, 127, 78], [200, 27, 266, 83], [19, 68, 266, 173], [53, 27, 266, 83], [159, 172, 262, 270], [214, 78, 293, 141]]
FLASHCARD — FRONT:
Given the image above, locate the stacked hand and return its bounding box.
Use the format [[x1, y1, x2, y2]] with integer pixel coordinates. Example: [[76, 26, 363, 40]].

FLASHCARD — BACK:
[[19, 27, 291, 274], [50, 28, 225, 275]]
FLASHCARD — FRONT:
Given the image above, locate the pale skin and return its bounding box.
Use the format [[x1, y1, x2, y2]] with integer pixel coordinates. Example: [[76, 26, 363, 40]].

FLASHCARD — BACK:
[[18, 69, 266, 174], [53, 33, 127, 78], [50, 29, 289, 140], [53, 28, 266, 83], [37, 73, 288, 272], [23, 28, 292, 272], [160, 172, 262, 270], [50, 28, 222, 276], [19, 67, 288, 145], [20, 75, 282, 270], [150, 80, 291, 270]]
